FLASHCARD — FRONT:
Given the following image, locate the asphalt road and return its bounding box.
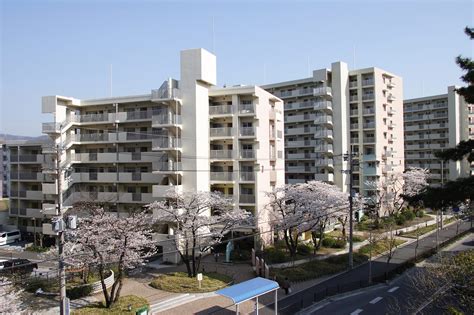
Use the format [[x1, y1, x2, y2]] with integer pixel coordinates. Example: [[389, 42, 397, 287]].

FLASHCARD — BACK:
[[257, 219, 472, 314], [304, 232, 474, 315]]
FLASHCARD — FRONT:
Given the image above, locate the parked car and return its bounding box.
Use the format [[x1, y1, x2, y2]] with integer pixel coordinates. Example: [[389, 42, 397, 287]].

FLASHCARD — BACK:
[[0, 258, 38, 275], [0, 230, 21, 245]]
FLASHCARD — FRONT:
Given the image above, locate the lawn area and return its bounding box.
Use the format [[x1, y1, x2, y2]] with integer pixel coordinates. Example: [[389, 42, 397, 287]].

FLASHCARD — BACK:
[[150, 272, 232, 293], [271, 252, 369, 282], [72, 295, 149, 315], [325, 230, 367, 242], [401, 217, 458, 239], [356, 214, 432, 232], [358, 238, 406, 256]]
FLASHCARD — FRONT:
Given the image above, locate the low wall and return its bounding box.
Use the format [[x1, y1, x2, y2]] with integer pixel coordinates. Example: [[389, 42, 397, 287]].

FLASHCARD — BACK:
[[86, 270, 114, 294]]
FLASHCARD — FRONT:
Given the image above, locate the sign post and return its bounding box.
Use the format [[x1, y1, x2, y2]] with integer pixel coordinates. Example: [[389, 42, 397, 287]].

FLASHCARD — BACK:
[[197, 273, 203, 289]]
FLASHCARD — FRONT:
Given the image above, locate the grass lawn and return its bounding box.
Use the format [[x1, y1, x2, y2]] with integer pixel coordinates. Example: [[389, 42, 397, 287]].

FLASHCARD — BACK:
[[72, 295, 149, 315], [150, 272, 232, 293], [402, 217, 458, 239], [325, 230, 368, 242], [358, 238, 406, 256], [271, 252, 369, 282], [357, 214, 432, 232]]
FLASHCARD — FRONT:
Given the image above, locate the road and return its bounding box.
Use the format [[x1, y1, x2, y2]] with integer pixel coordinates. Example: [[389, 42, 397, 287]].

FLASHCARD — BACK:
[[0, 243, 58, 272], [304, 232, 474, 315]]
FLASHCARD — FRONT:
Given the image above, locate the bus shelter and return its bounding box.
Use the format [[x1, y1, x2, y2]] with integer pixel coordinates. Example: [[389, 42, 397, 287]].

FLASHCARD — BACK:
[[216, 277, 279, 314]]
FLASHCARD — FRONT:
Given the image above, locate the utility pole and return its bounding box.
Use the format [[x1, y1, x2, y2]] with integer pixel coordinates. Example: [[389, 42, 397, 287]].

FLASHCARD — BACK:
[[56, 141, 67, 315], [343, 149, 358, 269]]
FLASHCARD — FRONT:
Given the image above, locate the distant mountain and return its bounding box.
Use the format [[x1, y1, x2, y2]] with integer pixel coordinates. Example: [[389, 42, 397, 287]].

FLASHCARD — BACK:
[[0, 134, 48, 142]]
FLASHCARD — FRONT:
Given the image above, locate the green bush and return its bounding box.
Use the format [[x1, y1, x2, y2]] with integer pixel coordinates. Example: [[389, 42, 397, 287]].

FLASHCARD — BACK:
[[67, 284, 93, 300], [264, 247, 287, 264], [395, 214, 406, 225], [415, 209, 425, 218], [352, 235, 364, 242], [322, 237, 335, 248], [231, 250, 251, 261], [25, 278, 58, 293], [25, 245, 49, 253], [332, 239, 347, 248], [296, 243, 312, 255], [402, 209, 416, 221]]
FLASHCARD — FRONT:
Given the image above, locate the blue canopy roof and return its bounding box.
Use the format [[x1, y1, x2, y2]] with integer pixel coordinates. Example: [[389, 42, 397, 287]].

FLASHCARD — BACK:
[[216, 277, 279, 304]]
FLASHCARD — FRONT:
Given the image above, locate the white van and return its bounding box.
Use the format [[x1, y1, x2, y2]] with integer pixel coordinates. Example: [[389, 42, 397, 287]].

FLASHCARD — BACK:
[[0, 230, 21, 245]]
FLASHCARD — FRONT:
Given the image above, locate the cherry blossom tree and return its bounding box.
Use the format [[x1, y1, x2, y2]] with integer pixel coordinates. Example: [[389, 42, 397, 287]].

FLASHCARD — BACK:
[[267, 181, 350, 258], [56, 206, 156, 308], [365, 167, 429, 219], [0, 278, 22, 313], [147, 191, 251, 277]]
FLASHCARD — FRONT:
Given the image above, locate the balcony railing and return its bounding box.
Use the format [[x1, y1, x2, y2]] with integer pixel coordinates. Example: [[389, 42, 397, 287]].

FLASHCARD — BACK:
[[210, 172, 234, 181], [363, 108, 375, 115], [240, 150, 255, 159], [314, 130, 333, 138], [362, 79, 374, 86], [314, 101, 332, 111], [239, 194, 255, 204], [210, 150, 234, 159], [362, 94, 374, 101], [79, 133, 110, 142], [79, 113, 109, 123], [363, 137, 376, 143], [209, 104, 233, 115], [42, 122, 61, 133], [240, 172, 255, 181], [210, 127, 233, 137], [239, 104, 254, 114], [314, 87, 332, 96], [350, 95, 358, 102], [239, 127, 255, 136], [152, 114, 182, 125], [152, 138, 182, 149], [363, 122, 375, 128]]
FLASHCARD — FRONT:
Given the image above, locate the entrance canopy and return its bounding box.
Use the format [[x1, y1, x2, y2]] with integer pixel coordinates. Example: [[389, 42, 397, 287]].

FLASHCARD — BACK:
[[216, 277, 279, 314]]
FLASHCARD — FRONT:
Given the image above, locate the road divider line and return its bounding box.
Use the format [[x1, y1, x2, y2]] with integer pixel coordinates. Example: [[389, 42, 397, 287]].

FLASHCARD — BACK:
[[369, 296, 383, 304], [350, 309, 363, 315], [388, 286, 399, 293]]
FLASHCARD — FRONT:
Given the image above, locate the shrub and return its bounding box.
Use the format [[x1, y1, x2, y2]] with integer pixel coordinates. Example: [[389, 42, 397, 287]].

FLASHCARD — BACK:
[[402, 209, 416, 221], [395, 214, 406, 225], [67, 284, 93, 300], [25, 245, 49, 253], [415, 209, 425, 218], [25, 278, 58, 293], [264, 247, 287, 264], [352, 235, 364, 242], [231, 250, 251, 262], [296, 243, 312, 255], [322, 237, 335, 248], [332, 239, 347, 248]]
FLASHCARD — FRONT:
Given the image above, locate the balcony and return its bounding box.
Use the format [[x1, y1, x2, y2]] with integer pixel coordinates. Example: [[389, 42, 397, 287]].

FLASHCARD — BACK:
[[362, 94, 374, 101], [286, 152, 317, 160], [119, 193, 154, 203], [152, 114, 182, 128], [240, 150, 256, 159], [152, 138, 182, 150], [9, 154, 42, 163], [350, 95, 358, 102], [363, 154, 377, 161], [314, 101, 333, 111], [75, 133, 110, 143], [42, 122, 61, 134], [350, 123, 359, 130], [314, 87, 332, 96], [42, 223, 59, 236], [388, 108, 396, 115], [297, 88, 314, 96], [314, 173, 334, 182], [210, 172, 234, 182], [210, 127, 233, 138], [286, 101, 313, 110], [209, 105, 233, 116], [314, 144, 333, 152], [314, 158, 334, 167], [152, 185, 183, 198], [364, 167, 381, 176], [349, 81, 358, 88], [314, 116, 332, 124], [153, 161, 182, 172], [42, 203, 58, 216], [240, 172, 255, 181], [387, 81, 396, 88], [239, 104, 255, 114], [210, 150, 234, 160], [239, 127, 255, 137], [239, 194, 255, 204], [285, 126, 316, 135], [350, 109, 359, 116], [286, 140, 317, 148], [387, 94, 396, 101], [285, 113, 317, 123], [363, 122, 375, 129], [362, 79, 375, 86], [314, 130, 333, 139], [363, 108, 375, 115], [10, 172, 42, 181]]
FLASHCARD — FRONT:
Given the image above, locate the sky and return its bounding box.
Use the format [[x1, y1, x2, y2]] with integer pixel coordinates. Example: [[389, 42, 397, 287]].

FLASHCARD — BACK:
[[1, 0, 472, 136]]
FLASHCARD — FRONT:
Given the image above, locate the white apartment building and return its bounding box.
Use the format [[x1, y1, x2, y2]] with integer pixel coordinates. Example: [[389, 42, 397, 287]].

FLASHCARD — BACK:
[[404, 86, 473, 185], [263, 62, 404, 198], [41, 48, 284, 247], [0, 141, 7, 198]]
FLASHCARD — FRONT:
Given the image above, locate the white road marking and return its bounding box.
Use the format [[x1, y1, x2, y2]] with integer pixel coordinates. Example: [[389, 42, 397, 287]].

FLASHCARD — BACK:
[[369, 296, 383, 304], [350, 309, 363, 315], [388, 286, 399, 293]]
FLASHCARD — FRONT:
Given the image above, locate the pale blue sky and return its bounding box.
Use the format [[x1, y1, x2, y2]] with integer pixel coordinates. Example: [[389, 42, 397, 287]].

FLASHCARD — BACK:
[[1, 0, 472, 136]]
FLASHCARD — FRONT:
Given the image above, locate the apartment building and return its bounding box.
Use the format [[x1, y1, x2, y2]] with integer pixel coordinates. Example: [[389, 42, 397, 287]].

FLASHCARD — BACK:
[[404, 86, 473, 185], [6, 139, 58, 243], [40, 48, 284, 248], [0, 141, 7, 198], [263, 62, 404, 198]]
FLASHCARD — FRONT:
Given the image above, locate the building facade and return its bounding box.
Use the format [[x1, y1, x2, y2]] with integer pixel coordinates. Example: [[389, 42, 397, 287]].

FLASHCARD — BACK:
[[404, 86, 473, 185], [0, 141, 7, 198], [263, 62, 404, 198], [40, 48, 284, 246]]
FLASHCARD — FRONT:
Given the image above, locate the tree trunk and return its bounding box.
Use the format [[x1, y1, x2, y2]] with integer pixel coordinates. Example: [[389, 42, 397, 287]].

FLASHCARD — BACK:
[[97, 262, 111, 308]]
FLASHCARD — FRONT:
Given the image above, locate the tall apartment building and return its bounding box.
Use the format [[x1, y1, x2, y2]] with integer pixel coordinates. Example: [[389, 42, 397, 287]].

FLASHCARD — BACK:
[[263, 62, 404, 198], [0, 140, 7, 198], [404, 86, 473, 185], [40, 48, 284, 247]]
